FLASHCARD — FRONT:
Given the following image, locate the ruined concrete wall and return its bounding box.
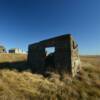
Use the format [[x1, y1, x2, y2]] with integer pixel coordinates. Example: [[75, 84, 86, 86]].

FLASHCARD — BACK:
[[70, 36, 81, 77], [54, 38, 71, 72], [28, 34, 80, 76], [28, 44, 46, 72]]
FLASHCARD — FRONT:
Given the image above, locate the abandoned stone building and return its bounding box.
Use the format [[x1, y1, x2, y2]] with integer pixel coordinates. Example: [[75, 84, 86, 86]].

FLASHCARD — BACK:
[[9, 48, 23, 54], [28, 34, 80, 77], [0, 45, 6, 53]]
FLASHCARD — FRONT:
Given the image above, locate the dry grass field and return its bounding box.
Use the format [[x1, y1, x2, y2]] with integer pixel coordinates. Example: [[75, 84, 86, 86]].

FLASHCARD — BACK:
[[0, 54, 100, 100], [0, 53, 27, 63]]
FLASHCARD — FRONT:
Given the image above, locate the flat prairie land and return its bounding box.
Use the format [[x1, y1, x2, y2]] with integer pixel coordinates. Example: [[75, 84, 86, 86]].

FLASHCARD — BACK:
[[0, 53, 27, 62], [0, 54, 100, 100]]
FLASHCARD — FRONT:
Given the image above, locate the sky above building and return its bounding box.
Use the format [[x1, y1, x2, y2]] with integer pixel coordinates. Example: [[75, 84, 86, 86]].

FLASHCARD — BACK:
[[0, 0, 100, 54]]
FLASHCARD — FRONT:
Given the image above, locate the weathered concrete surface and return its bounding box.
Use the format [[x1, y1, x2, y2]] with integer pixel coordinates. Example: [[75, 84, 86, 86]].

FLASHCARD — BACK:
[[28, 34, 80, 77]]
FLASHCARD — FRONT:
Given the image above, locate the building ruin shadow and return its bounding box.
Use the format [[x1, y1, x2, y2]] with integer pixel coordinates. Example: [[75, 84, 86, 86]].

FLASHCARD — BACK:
[[0, 58, 66, 77], [0, 61, 29, 72]]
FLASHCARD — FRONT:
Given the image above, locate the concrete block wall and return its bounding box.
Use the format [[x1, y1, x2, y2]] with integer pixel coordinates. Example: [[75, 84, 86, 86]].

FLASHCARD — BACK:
[[28, 34, 80, 76]]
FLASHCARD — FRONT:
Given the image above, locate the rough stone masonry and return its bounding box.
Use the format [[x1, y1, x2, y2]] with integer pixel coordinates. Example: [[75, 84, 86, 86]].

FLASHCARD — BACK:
[[28, 34, 81, 77]]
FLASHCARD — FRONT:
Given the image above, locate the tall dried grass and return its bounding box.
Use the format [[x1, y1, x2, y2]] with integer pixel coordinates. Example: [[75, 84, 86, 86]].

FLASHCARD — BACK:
[[0, 54, 99, 100]]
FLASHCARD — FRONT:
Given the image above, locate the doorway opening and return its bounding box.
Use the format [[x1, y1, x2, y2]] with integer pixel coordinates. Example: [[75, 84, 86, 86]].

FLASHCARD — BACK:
[[45, 47, 55, 69]]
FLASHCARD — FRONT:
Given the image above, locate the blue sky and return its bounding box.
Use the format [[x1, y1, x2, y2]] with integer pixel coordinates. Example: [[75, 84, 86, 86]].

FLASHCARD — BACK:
[[0, 0, 100, 55]]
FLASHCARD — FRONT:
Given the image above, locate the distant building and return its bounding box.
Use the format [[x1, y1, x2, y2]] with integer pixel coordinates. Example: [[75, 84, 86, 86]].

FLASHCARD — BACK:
[[9, 48, 23, 54], [0, 45, 6, 53]]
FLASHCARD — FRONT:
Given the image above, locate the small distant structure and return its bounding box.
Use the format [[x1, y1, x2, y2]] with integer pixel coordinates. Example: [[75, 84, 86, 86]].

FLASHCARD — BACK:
[[9, 48, 23, 54], [0, 45, 6, 53]]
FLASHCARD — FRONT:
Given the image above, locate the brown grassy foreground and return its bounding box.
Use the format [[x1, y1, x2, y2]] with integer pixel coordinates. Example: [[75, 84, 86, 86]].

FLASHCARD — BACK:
[[0, 54, 100, 100]]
